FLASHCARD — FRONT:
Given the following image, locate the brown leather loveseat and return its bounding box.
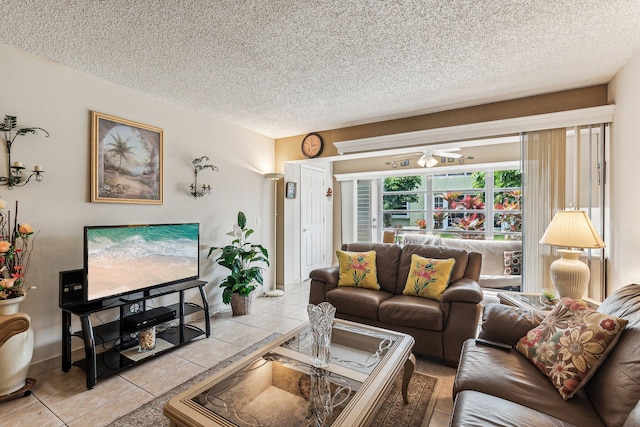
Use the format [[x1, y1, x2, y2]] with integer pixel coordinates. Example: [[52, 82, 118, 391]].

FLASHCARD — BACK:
[[451, 283, 640, 426], [309, 243, 483, 366]]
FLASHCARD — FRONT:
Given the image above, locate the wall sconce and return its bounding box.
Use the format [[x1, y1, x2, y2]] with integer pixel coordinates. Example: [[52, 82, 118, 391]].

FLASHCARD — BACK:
[[189, 156, 218, 198], [0, 115, 49, 189]]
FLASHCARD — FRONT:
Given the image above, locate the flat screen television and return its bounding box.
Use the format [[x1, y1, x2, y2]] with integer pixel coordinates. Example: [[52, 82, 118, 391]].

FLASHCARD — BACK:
[[84, 223, 200, 302]]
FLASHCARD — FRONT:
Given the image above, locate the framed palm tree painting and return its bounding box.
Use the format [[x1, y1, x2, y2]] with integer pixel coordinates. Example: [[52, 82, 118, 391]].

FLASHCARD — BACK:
[[91, 112, 163, 204]]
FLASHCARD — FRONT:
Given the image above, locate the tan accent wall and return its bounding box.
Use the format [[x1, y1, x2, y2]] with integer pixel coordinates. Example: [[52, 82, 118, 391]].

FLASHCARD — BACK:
[[275, 85, 608, 165]]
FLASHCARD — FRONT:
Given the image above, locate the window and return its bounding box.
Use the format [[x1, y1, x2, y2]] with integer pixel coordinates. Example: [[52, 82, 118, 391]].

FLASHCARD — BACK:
[[381, 170, 521, 241]]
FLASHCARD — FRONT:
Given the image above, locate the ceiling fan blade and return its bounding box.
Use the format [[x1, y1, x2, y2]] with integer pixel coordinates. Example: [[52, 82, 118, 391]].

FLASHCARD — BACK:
[[391, 152, 422, 159], [433, 151, 462, 158]]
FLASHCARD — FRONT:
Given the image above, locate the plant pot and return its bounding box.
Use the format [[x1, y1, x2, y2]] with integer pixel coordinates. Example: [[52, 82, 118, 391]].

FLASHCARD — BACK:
[[0, 296, 34, 396], [230, 293, 252, 316]]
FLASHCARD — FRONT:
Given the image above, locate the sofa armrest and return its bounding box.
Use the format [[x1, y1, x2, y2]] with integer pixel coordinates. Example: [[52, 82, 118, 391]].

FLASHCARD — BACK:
[[309, 266, 339, 284], [477, 303, 541, 346], [309, 266, 339, 305], [441, 278, 483, 304]]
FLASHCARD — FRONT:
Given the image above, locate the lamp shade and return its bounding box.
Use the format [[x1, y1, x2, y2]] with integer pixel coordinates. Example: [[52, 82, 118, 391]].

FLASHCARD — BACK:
[[264, 172, 284, 180], [539, 209, 605, 249]]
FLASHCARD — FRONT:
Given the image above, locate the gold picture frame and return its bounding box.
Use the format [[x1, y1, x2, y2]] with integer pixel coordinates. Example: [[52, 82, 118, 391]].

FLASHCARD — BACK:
[[91, 112, 163, 204]]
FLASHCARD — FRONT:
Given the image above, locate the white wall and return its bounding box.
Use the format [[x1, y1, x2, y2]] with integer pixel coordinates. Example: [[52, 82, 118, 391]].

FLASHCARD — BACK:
[[0, 44, 276, 363], [608, 48, 640, 293]]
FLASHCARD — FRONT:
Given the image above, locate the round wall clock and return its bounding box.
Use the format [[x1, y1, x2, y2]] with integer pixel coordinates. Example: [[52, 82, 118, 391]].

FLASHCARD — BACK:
[[301, 133, 324, 158]]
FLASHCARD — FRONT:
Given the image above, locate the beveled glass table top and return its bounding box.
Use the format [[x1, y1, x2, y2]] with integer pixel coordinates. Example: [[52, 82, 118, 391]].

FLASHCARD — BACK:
[[163, 319, 415, 427], [192, 352, 361, 427], [280, 322, 396, 375]]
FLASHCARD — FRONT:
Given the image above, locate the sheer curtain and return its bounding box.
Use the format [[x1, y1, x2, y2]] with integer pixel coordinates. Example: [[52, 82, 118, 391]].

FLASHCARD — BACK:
[[522, 129, 566, 293]]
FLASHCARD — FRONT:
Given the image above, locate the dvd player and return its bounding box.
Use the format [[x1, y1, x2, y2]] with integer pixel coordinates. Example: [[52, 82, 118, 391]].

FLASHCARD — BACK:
[[122, 306, 176, 331]]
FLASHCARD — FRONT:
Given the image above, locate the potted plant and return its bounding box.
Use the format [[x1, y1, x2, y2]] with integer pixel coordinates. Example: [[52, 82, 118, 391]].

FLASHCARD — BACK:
[[207, 211, 269, 315], [540, 288, 560, 308], [0, 199, 37, 397]]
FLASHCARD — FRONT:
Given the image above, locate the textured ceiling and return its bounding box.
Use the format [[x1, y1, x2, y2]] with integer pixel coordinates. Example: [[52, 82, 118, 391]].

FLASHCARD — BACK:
[[1, 1, 640, 138]]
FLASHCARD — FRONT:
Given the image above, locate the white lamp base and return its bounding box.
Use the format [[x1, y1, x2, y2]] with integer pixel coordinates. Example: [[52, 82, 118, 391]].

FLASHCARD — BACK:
[[264, 289, 284, 297], [549, 249, 590, 300]]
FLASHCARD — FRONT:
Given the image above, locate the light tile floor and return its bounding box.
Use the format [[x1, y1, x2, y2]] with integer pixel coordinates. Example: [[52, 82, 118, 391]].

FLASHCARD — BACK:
[[0, 281, 456, 426]]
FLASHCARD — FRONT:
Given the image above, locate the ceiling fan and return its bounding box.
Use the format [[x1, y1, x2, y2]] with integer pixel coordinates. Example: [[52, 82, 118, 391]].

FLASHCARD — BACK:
[[395, 148, 475, 168]]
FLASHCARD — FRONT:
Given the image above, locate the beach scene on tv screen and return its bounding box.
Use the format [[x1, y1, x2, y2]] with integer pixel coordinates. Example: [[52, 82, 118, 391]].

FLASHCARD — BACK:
[[87, 224, 199, 301]]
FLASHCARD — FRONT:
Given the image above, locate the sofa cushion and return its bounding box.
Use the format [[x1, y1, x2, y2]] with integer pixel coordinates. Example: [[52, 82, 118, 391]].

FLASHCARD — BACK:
[[341, 243, 401, 294], [401, 233, 443, 246], [503, 250, 522, 275], [454, 340, 605, 426], [326, 287, 393, 321], [451, 390, 582, 427], [396, 245, 469, 294], [478, 303, 540, 346], [378, 295, 443, 331], [401, 255, 455, 301], [585, 283, 640, 427], [515, 298, 627, 400], [442, 238, 522, 276], [477, 274, 522, 290], [336, 250, 379, 290]]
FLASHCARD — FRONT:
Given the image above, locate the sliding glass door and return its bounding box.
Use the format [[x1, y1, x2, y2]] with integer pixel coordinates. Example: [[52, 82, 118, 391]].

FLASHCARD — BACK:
[[521, 124, 607, 299], [340, 123, 607, 300]]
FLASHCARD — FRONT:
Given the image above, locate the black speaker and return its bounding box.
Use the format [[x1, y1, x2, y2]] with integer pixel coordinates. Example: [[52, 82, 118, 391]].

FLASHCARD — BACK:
[[59, 269, 84, 307]]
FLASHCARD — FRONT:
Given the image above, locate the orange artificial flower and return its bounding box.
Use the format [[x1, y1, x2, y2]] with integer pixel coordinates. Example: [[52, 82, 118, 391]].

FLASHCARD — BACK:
[[18, 223, 33, 235]]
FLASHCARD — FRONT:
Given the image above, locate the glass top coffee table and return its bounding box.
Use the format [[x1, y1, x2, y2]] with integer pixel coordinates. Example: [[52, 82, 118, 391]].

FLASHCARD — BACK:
[[163, 319, 415, 427]]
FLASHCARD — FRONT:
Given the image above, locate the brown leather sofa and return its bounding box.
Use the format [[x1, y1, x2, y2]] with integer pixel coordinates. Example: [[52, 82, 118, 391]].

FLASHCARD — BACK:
[[309, 243, 483, 366], [451, 283, 640, 426]]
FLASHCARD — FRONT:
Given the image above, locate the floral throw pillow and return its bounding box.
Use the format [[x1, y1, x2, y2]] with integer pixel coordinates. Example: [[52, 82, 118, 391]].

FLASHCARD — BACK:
[[402, 255, 455, 301], [504, 250, 522, 275], [515, 298, 627, 400], [336, 250, 379, 290]]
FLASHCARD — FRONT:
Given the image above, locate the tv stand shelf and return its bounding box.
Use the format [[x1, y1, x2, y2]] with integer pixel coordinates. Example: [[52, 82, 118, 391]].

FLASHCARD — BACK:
[[60, 278, 210, 389]]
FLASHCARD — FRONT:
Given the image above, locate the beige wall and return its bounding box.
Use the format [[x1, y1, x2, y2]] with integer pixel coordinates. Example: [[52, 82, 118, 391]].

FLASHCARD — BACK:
[[608, 48, 640, 294], [1, 43, 276, 363]]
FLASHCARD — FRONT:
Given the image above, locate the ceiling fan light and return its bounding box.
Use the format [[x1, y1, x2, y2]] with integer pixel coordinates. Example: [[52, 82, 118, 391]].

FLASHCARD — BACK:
[[417, 153, 438, 168], [424, 155, 438, 168]]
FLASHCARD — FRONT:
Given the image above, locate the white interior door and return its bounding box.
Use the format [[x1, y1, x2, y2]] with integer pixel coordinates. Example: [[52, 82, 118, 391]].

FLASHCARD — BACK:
[[301, 166, 325, 279]]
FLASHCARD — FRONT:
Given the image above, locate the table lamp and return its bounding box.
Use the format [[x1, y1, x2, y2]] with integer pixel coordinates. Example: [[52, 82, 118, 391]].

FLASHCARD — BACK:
[[539, 209, 605, 300]]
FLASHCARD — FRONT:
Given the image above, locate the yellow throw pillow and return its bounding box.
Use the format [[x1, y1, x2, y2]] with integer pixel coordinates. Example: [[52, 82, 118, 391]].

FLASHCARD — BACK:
[[336, 250, 380, 290], [403, 255, 455, 301]]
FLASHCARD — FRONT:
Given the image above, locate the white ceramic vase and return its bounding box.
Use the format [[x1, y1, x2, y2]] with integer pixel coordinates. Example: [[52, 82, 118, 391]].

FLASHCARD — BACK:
[[0, 296, 34, 396]]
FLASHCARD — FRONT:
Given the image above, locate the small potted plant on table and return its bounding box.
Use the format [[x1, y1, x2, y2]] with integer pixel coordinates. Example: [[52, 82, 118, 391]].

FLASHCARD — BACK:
[[540, 287, 560, 308], [208, 211, 269, 315]]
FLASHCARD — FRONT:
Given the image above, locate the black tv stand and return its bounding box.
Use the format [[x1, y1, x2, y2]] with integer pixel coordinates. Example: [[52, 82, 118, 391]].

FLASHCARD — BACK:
[[59, 273, 210, 389]]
